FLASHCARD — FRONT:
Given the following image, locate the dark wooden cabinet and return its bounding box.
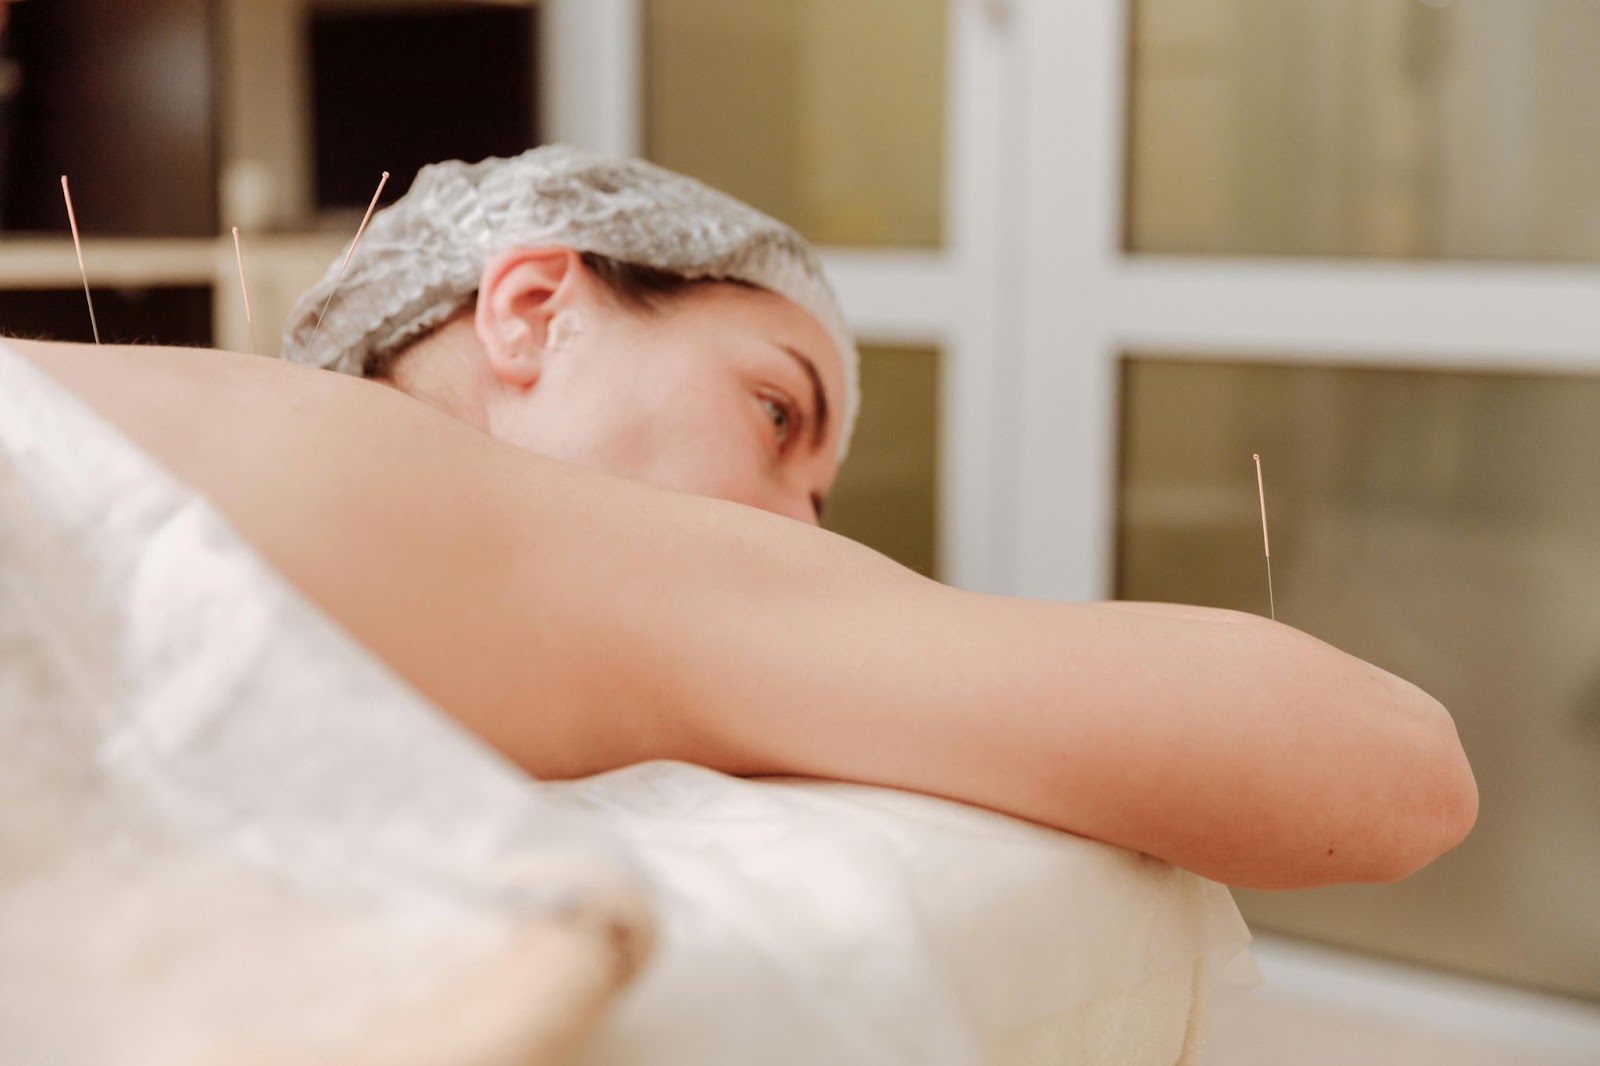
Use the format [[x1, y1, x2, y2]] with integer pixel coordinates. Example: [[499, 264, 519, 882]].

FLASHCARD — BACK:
[[0, 0, 217, 237]]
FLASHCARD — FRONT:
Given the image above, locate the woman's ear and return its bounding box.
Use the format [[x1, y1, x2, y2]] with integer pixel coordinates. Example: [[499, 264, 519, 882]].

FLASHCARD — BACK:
[[474, 246, 585, 388]]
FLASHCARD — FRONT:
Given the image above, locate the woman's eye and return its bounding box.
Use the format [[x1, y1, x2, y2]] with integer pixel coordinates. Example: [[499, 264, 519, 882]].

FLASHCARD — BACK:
[[760, 395, 793, 447]]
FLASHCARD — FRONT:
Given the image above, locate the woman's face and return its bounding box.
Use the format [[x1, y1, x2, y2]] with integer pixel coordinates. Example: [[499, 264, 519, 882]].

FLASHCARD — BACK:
[[490, 277, 846, 525]]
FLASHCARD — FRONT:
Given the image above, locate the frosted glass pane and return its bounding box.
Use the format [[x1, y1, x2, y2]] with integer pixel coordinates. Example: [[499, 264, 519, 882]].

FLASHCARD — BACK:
[[1117, 356, 1600, 1001], [1128, 0, 1600, 261], [823, 346, 940, 578], [644, 0, 943, 247]]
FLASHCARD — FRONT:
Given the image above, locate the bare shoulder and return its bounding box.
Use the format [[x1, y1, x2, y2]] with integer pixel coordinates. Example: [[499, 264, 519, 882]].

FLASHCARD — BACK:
[[9, 338, 570, 564], [12, 339, 471, 488], [6, 338, 825, 778]]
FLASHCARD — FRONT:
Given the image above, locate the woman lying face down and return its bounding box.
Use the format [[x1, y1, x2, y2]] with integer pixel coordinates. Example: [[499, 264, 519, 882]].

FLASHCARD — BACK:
[[363, 252, 841, 526], [280, 148, 852, 527], [13, 150, 1478, 892]]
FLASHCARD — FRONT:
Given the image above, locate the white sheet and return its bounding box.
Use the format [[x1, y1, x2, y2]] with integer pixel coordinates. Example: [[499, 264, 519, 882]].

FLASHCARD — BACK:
[[0, 343, 1253, 1066]]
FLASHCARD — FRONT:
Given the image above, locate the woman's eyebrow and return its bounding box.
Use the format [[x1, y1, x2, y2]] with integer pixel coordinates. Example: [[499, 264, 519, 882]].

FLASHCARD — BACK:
[[777, 344, 830, 452]]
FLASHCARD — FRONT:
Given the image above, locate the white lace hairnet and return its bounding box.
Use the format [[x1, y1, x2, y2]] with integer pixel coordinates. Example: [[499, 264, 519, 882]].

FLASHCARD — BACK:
[[280, 146, 861, 461]]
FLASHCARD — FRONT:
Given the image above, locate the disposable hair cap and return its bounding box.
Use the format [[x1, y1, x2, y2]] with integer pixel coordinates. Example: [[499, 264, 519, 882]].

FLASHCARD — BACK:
[[280, 146, 861, 460]]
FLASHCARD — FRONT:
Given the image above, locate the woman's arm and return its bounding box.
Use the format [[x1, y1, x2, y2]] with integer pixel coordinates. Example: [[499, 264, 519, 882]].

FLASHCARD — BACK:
[[651, 537, 1476, 890], [18, 339, 1477, 890]]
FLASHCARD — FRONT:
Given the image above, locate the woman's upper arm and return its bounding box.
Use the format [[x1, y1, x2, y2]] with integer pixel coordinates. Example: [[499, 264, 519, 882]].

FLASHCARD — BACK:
[[673, 573, 1477, 889]]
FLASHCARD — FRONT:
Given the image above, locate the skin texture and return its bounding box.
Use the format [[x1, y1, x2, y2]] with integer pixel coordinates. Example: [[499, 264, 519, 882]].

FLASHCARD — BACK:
[[14, 338, 1478, 890], [381, 247, 843, 525]]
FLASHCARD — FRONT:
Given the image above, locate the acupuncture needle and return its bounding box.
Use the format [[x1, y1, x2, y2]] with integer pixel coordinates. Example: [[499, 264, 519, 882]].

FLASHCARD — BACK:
[[303, 170, 390, 359], [59, 175, 100, 345], [1252, 453, 1276, 622], [230, 226, 260, 355]]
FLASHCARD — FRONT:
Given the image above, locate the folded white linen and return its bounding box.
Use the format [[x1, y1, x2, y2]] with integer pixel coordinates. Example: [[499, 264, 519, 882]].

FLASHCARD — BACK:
[[557, 767, 1255, 1066], [0, 344, 651, 1066], [0, 343, 1253, 1066]]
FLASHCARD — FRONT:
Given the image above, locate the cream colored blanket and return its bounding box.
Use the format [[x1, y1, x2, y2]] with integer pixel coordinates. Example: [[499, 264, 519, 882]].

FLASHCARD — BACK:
[[0, 344, 1252, 1066]]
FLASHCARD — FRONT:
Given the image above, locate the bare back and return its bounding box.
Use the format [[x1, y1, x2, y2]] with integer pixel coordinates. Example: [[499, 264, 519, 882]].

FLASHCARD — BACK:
[[12, 339, 1477, 889], [15, 338, 881, 778]]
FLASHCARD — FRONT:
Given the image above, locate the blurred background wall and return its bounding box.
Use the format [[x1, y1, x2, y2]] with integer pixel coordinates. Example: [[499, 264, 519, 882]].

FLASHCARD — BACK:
[[0, 0, 1595, 1060]]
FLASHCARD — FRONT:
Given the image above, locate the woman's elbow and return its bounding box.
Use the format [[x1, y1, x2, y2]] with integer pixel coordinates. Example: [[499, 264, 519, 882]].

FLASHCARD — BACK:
[[1340, 680, 1479, 886], [1369, 737, 1479, 884], [1271, 680, 1479, 891], [1252, 751, 1476, 891]]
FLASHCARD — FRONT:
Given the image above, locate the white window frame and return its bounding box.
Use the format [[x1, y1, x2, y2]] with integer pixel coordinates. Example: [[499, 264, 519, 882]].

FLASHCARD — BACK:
[[544, 0, 1024, 594], [540, 0, 642, 159], [1013, 0, 1600, 601]]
